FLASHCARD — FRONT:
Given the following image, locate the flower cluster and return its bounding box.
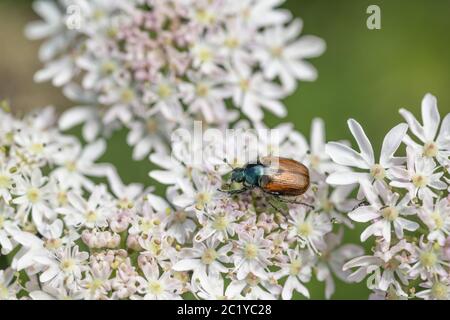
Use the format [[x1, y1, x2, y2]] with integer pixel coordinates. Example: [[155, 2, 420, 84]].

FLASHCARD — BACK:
[[27, 0, 325, 160], [0, 104, 362, 299], [326, 93, 450, 300]]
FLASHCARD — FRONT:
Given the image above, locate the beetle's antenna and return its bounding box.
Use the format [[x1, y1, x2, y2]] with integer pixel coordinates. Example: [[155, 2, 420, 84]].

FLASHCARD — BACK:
[[223, 158, 234, 169]]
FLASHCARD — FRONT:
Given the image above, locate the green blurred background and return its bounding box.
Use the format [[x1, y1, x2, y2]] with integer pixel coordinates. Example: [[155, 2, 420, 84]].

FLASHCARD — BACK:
[[0, 0, 449, 299]]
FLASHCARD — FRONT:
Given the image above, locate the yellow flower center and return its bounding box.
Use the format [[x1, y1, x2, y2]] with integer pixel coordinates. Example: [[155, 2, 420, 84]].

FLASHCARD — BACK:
[[370, 164, 385, 180], [0, 284, 9, 299], [197, 47, 213, 62], [271, 46, 283, 57], [420, 251, 437, 268], [244, 243, 258, 260], [431, 211, 444, 230], [60, 259, 75, 273], [117, 198, 133, 210], [57, 192, 68, 206], [157, 84, 172, 99], [139, 218, 156, 233], [146, 119, 158, 134], [195, 192, 211, 210], [174, 211, 187, 223], [431, 281, 448, 300], [65, 161, 77, 172], [213, 214, 229, 231], [245, 273, 260, 286], [289, 259, 302, 276], [0, 215, 4, 229], [412, 174, 428, 188], [309, 154, 320, 169], [101, 61, 116, 74], [224, 37, 239, 49], [423, 142, 438, 158], [239, 79, 250, 92], [85, 211, 98, 223], [201, 248, 218, 265], [30, 143, 44, 154], [0, 174, 11, 188], [27, 188, 41, 204], [297, 222, 313, 237], [195, 10, 215, 25], [148, 280, 164, 295], [381, 206, 399, 221], [196, 83, 209, 97], [121, 89, 135, 103], [45, 238, 62, 250], [87, 278, 104, 292]]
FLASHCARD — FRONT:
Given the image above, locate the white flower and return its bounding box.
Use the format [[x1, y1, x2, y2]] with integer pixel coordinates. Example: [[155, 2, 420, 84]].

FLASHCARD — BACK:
[[415, 277, 450, 300], [349, 181, 419, 244], [390, 147, 446, 199], [274, 248, 313, 299], [254, 19, 326, 92], [418, 195, 450, 246], [12, 169, 55, 227], [80, 263, 112, 300], [409, 238, 449, 280], [36, 245, 89, 288], [0, 268, 20, 300], [344, 240, 414, 296], [228, 57, 286, 122], [315, 229, 364, 299], [326, 120, 408, 187], [287, 208, 332, 254], [192, 273, 242, 300], [0, 203, 18, 255], [58, 186, 111, 228], [52, 139, 109, 191], [135, 262, 181, 300], [226, 273, 281, 300], [173, 239, 231, 281], [233, 229, 272, 280], [400, 93, 450, 168], [126, 117, 169, 161]]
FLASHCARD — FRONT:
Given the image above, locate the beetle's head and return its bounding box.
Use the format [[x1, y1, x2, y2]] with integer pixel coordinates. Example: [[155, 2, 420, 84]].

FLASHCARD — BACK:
[[230, 168, 245, 183]]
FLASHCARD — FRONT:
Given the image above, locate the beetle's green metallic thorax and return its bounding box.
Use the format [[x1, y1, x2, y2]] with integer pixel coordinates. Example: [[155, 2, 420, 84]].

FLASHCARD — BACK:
[[242, 164, 266, 187]]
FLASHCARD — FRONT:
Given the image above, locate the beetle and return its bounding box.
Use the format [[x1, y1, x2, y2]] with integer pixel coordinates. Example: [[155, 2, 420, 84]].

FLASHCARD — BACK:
[[220, 156, 312, 207]]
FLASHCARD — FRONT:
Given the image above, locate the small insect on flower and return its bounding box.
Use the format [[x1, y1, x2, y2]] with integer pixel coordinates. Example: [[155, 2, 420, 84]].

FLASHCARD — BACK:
[[220, 156, 312, 208]]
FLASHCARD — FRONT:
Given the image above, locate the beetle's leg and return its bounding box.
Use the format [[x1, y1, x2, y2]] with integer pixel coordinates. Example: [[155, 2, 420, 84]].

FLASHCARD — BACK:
[[286, 200, 315, 210], [267, 200, 288, 214], [217, 187, 249, 195]]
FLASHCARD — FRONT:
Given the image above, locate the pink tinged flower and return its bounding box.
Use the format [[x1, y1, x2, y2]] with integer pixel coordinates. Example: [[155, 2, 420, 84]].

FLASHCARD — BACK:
[[172, 239, 232, 279], [254, 19, 326, 92], [36, 245, 89, 288], [418, 196, 450, 245], [192, 273, 242, 300], [409, 238, 450, 280], [228, 57, 286, 122], [135, 262, 182, 300], [415, 278, 450, 300], [12, 169, 56, 227], [232, 229, 272, 280], [287, 208, 332, 254], [349, 181, 419, 244], [274, 249, 313, 300], [399, 93, 450, 168], [326, 120, 408, 186], [389, 147, 446, 199], [0, 268, 20, 300]]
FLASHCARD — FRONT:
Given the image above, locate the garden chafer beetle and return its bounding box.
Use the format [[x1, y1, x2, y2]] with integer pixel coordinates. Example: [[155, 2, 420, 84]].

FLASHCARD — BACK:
[[220, 156, 312, 208]]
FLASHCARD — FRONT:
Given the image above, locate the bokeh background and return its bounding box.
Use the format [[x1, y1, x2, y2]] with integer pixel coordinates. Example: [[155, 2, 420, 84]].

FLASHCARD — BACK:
[[0, 0, 449, 299]]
